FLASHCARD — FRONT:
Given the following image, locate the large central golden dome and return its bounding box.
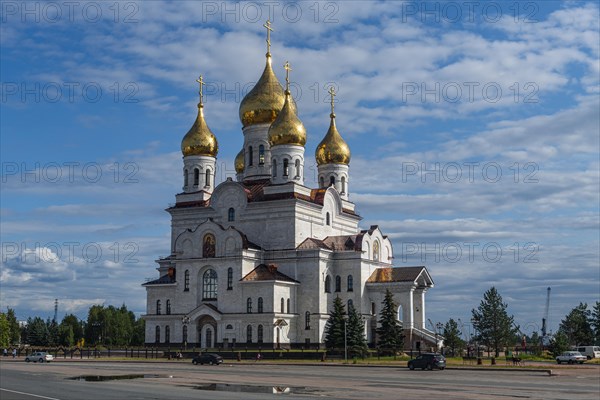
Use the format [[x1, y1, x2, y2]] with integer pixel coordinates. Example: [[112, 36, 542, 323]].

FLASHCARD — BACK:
[[315, 113, 351, 165], [239, 54, 296, 127], [181, 103, 219, 157]]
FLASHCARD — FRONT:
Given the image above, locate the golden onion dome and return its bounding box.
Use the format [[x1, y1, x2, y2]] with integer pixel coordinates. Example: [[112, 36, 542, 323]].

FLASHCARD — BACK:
[[315, 113, 351, 166], [234, 148, 244, 173], [268, 91, 306, 147], [239, 54, 296, 127], [181, 103, 219, 157]]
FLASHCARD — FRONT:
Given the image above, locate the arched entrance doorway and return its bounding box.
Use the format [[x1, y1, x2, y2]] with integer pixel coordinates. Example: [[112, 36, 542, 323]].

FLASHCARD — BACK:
[[197, 315, 217, 349]]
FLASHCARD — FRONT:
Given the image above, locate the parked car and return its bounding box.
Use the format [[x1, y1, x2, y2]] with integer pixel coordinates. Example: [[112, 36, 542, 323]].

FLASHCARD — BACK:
[[575, 346, 600, 360], [25, 352, 54, 363], [192, 353, 223, 365], [407, 353, 446, 370], [556, 351, 586, 364]]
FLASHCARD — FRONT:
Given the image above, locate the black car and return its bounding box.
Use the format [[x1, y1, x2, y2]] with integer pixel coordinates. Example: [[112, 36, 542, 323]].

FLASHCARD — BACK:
[[192, 353, 223, 365], [407, 353, 446, 370]]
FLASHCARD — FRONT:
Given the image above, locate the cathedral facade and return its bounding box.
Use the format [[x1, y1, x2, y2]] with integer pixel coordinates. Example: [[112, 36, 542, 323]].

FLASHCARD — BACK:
[[142, 24, 438, 350]]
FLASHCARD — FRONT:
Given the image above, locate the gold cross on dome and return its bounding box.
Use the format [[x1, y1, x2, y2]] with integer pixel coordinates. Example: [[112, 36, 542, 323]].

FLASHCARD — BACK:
[[284, 61, 292, 92], [196, 74, 206, 105], [328, 86, 336, 114], [263, 19, 273, 54]]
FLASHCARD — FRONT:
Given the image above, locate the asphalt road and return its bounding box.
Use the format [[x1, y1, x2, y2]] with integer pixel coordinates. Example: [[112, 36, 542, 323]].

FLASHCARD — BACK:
[[1, 360, 599, 400]]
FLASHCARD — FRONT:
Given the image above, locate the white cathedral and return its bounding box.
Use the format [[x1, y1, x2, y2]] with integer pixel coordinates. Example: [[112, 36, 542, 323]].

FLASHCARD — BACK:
[[143, 23, 438, 350]]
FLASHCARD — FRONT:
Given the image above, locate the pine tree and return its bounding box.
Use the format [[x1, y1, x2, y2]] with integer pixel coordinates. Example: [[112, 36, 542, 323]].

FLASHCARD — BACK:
[[471, 287, 519, 357], [6, 308, 20, 345], [0, 313, 10, 348], [346, 304, 368, 358], [592, 302, 600, 346], [377, 289, 404, 355], [558, 303, 593, 346], [324, 297, 346, 350], [442, 319, 465, 356], [26, 317, 49, 346]]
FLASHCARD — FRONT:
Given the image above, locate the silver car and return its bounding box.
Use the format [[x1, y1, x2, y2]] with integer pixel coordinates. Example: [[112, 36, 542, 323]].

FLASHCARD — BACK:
[[25, 352, 54, 363], [556, 351, 586, 364]]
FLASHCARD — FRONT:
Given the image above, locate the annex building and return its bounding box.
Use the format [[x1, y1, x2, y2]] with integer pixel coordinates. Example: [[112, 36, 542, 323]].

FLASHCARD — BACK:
[[142, 22, 438, 350]]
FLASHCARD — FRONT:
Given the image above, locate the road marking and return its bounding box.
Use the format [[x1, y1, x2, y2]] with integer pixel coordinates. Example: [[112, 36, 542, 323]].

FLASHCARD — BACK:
[[0, 388, 61, 400]]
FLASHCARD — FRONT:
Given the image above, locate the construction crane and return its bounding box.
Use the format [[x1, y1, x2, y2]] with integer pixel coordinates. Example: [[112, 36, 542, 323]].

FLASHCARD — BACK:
[[541, 287, 551, 343]]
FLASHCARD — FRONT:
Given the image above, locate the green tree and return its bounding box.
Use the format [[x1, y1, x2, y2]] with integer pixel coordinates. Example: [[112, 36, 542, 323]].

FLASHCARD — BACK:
[[471, 287, 519, 357], [59, 314, 84, 345], [46, 318, 59, 347], [443, 319, 465, 356], [377, 289, 404, 355], [6, 308, 20, 345], [26, 317, 49, 346], [529, 331, 542, 356], [558, 303, 593, 346], [0, 313, 10, 348], [346, 304, 368, 358], [325, 297, 346, 350], [132, 318, 146, 346], [548, 331, 569, 358], [591, 301, 600, 346]]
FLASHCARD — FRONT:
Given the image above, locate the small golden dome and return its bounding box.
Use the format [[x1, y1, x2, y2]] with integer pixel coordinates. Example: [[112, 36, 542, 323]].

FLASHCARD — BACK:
[[268, 91, 306, 147], [239, 55, 296, 127], [315, 114, 351, 166], [181, 104, 219, 157], [234, 148, 244, 173]]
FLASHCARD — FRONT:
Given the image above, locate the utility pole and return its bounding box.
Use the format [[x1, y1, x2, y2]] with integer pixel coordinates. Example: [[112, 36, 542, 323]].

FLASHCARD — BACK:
[[53, 299, 58, 322]]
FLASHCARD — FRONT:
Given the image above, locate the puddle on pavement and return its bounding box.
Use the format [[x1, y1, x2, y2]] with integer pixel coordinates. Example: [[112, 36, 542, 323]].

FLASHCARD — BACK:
[[194, 383, 321, 395], [69, 374, 171, 382]]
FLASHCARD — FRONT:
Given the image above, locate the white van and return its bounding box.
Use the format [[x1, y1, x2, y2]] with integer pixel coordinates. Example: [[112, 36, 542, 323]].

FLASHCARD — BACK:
[[576, 346, 600, 360]]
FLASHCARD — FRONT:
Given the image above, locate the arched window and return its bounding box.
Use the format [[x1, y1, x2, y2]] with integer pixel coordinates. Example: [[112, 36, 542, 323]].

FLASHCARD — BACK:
[[305, 311, 310, 330], [341, 176, 346, 193], [326, 212, 330, 226], [205, 169, 211, 187], [371, 302, 376, 315], [226, 324, 233, 330], [259, 145, 265, 165], [398, 305, 403, 322], [283, 158, 289, 176], [166, 299, 171, 315], [272, 159, 277, 177], [228, 207, 235, 222], [325, 275, 331, 293], [257, 325, 264, 343], [295, 159, 300, 178], [280, 298, 284, 313], [182, 325, 188, 344], [335, 275, 341, 292], [184, 270, 190, 291], [320, 176, 324, 188], [227, 267, 233, 290], [202, 269, 217, 300], [165, 325, 170, 343], [329, 176, 335, 186], [155, 326, 160, 343], [247, 297, 252, 313], [194, 168, 200, 186], [246, 325, 253, 343], [203, 234, 216, 258], [286, 298, 290, 314], [156, 300, 161, 315], [248, 146, 253, 166], [347, 299, 354, 311], [347, 275, 353, 292], [258, 297, 263, 313], [373, 241, 380, 262], [184, 169, 188, 187]]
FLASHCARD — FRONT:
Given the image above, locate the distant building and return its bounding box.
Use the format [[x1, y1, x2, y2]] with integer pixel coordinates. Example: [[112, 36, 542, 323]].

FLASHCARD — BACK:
[[142, 23, 437, 350]]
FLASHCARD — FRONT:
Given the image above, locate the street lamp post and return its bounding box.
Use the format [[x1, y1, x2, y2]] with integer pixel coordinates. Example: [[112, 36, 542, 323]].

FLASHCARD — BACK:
[[182, 316, 190, 350]]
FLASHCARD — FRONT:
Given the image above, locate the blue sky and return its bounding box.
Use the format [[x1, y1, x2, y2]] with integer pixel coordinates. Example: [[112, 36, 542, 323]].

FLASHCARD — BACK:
[[1, 1, 599, 337]]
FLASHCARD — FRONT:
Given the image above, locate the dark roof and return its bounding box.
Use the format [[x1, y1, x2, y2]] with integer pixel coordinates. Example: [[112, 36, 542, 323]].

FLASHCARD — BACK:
[[366, 267, 427, 283], [241, 264, 299, 283], [143, 274, 176, 286], [297, 235, 362, 251]]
